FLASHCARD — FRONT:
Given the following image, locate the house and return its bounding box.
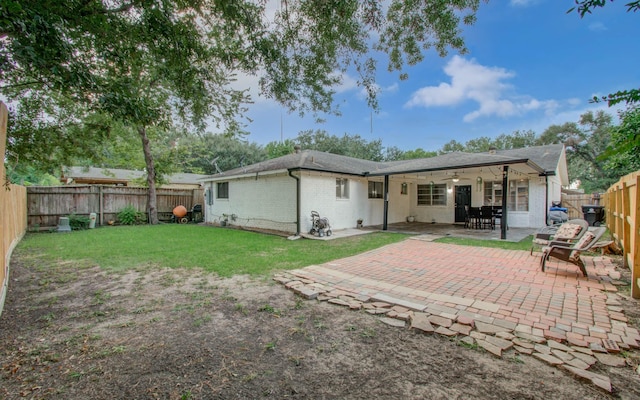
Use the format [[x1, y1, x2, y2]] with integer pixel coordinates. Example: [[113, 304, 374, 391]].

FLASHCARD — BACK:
[[61, 167, 207, 190], [201, 144, 568, 238]]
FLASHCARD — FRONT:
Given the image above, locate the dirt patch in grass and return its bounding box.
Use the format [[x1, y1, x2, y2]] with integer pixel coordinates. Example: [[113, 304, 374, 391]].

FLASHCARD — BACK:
[[2, 252, 640, 399]]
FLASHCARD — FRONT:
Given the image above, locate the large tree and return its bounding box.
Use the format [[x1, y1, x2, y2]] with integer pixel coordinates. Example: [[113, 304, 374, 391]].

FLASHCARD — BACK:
[[2, 0, 484, 223], [538, 110, 617, 192]]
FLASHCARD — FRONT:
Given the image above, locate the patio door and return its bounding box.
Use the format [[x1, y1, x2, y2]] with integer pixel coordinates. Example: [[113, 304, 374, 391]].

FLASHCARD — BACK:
[[454, 185, 471, 223]]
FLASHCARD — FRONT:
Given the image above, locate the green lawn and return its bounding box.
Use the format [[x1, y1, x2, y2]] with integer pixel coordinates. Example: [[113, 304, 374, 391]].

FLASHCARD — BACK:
[[17, 225, 410, 277]]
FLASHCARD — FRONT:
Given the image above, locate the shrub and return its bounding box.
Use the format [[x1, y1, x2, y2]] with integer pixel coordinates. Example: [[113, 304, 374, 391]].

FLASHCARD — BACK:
[[117, 206, 145, 225], [68, 213, 91, 230]]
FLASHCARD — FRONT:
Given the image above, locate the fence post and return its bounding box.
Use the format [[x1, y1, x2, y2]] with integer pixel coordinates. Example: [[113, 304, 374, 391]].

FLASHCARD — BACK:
[[633, 176, 640, 299]]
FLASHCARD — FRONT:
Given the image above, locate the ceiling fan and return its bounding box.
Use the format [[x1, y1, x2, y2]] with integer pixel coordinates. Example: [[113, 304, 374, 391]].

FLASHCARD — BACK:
[[440, 172, 470, 183]]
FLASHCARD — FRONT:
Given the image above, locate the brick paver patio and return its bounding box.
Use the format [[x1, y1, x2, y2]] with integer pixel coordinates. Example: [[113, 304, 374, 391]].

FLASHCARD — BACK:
[[286, 238, 636, 350]]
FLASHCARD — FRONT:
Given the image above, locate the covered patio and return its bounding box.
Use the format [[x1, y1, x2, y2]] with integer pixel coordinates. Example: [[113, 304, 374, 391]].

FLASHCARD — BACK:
[[301, 222, 537, 243]]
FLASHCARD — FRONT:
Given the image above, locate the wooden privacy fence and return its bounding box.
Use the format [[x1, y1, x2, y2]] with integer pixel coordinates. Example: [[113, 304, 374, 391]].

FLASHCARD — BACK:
[[561, 192, 598, 219], [603, 171, 640, 298], [1, 102, 28, 316], [27, 185, 204, 228]]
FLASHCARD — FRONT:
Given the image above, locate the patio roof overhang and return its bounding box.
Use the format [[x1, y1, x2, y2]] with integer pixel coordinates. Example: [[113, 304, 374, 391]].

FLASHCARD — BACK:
[[364, 158, 546, 178]]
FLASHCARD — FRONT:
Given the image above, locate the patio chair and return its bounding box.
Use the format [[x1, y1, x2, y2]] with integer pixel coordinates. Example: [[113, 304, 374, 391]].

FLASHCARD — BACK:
[[530, 219, 589, 255], [540, 227, 607, 277], [480, 206, 495, 230]]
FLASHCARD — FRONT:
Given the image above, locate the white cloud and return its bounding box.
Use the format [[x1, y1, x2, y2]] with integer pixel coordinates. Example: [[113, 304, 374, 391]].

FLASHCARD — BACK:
[[405, 56, 557, 122], [509, 0, 541, 6], [588, 22, 607, 32]]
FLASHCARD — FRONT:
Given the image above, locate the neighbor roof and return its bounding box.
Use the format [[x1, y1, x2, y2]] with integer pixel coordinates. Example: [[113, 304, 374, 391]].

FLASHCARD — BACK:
[[202, 144, 565, 180], [62, 167, 207, 186]]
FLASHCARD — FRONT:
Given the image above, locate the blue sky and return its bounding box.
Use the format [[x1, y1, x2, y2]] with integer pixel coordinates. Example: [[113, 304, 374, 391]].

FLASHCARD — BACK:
[[236, 0, 640, 153]]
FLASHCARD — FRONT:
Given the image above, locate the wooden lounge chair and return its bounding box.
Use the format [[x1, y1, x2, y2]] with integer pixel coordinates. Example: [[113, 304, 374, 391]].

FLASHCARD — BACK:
[[530, 219, 589, 255], [540, 227, 607, 277]]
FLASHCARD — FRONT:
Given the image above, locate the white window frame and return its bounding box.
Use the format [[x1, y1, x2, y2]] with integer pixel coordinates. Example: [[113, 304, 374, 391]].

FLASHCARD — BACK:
[[484, 180, 529, 211], [336, 178, 349, 199], [368, 181, 383, 199], [417, 184, 447, 206], [217, 182, 229, 199]]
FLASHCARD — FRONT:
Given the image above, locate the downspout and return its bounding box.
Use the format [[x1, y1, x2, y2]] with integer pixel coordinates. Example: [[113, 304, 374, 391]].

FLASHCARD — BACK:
[[544, 174, 549, 225], [288, 169, 301, 235]]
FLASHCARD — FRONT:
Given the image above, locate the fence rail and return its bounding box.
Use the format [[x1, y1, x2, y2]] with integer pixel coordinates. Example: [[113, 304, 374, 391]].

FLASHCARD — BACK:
[[1, 102, 28, 316], [603, 170, 640, 298], [27, 185, 204, 228]]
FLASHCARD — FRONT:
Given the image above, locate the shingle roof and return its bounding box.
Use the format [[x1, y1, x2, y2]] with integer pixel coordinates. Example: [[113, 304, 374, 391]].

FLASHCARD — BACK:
[[62, 167, 207, 185], [208, 150, 382, 178], [203, 144, 565, 180]]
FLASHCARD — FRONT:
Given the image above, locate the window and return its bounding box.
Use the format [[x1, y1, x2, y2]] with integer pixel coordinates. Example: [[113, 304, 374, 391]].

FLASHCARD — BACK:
[[336, 178, 349, 199], [484, 182, 503, 206], [368, 181, 383, 199], [417, 184, 446, 206], [484, 180, 529, 211], [217, 182, 229, 199], [509, 180, 529, 211]]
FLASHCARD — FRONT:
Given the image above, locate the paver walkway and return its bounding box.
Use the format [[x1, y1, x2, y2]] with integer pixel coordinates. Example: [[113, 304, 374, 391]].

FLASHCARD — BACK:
[[277, 238, 639, 390]]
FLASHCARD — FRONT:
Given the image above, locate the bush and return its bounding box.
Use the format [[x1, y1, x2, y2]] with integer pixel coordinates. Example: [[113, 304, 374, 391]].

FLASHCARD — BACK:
[[117, 206, 145, 225], [68, 213, 91, 230]]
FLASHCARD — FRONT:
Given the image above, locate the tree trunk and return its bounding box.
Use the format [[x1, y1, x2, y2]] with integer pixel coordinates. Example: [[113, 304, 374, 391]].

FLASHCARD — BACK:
[[138, 125, 159, 224]]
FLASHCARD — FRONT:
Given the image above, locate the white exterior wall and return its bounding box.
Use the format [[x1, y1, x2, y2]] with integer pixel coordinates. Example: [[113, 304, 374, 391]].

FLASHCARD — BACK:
[[299, 172, 375, 232], [204, 173, 297, 233], [203, 167, 559, 233]]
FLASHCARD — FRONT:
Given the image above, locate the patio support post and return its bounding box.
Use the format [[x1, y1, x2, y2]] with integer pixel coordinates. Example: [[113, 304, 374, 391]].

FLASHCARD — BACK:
[[383, 175, 389, 231], [501, 166, 508, 240]]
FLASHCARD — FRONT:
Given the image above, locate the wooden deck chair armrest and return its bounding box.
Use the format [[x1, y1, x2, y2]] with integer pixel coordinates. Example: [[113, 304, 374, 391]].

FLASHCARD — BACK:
[[547, 241, 575, 249]]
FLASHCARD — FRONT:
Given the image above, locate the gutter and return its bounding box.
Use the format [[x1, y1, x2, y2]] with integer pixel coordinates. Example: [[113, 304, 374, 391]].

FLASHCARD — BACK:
[[288, 169, 301, 235]]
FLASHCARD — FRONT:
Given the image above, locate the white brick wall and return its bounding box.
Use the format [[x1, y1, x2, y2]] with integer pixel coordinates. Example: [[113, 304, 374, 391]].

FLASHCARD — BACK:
[[204, 173, 297, 233], [203, 170, 556, 232]]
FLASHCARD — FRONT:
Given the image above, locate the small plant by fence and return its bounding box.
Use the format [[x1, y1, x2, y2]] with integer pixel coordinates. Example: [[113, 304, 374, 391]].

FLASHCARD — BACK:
[[1, 102, 28, 316], [27, 185, 204, 229], [603, 170, 640, 298]]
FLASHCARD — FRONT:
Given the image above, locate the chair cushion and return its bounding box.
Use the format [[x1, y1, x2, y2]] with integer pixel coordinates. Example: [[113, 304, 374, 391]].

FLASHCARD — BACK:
[[555, 223, 583, 239], [569, 231, 597, 262]]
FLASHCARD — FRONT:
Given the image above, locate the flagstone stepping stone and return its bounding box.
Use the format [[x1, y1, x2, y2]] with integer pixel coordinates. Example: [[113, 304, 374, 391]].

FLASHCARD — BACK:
[[410, 312, 435, 333], [566, 357, 590, 370], [551, 350, 574, 363], [495, 331, 515, 341], [547, 340, 572, 352], [514, 345, 533, 355], [571, 352, 598, 366], [475, 320, 511, 334], [428, 315, 453, 328], [477, 339, 502, 357], [450, 323, 472, 336], [435, 326, 457, 337], [562, 366, 612, 392], [484, 336, 513, 351], [512, 338, 535, 349], [380, 317, 406, 328], [456, 315, 475, 327], [534, 344, 551, 355], [533, 352, 563, 366], [594, 353, 627, 367]]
